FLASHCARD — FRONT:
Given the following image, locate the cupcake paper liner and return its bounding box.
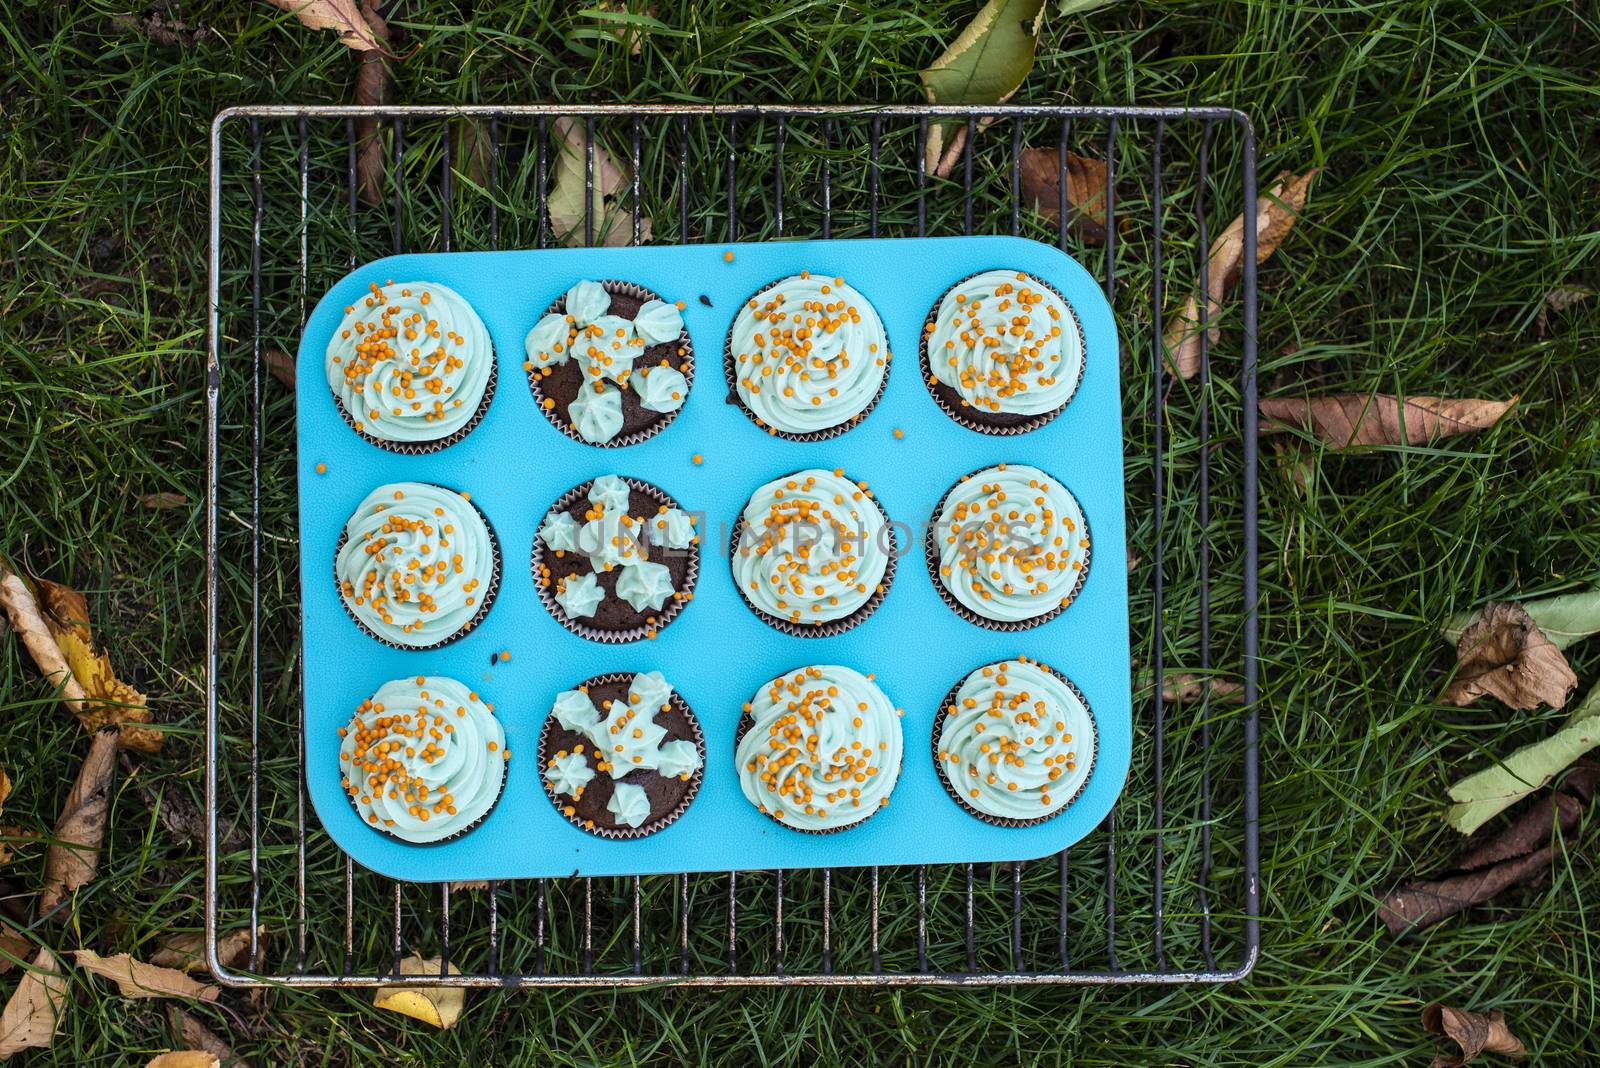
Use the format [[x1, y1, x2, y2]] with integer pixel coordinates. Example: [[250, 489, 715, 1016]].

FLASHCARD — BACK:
[[923, 464, 1092, 632], [918, 271, 1085, 436], [532, 476, 700, 644], [333, 355, 500, 456], [334, 488, 504, 652], [931, 660, 1098, 828], [721, 276, 891, 443], [527, 280, 695, 448], [537, 672, 706, 840], [733, 710, 899, 836]]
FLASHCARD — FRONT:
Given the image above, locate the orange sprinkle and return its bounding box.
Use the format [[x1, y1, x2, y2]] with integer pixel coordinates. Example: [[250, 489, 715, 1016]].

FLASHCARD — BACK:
[[315, 462, 327, 474]]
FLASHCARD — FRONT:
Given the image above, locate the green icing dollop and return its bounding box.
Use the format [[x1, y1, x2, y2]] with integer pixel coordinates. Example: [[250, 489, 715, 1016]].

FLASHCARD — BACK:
[[934, 463, 1088, 624], [339, 676, 506, 843], [729, 273, 889, 435], [733, 469, 890, 628], [926, 269, 1082, 417], [735, 665, 902, 832], [936, 659, 1093, 822], [324, 281, 493, 443], [336, 482, 495, 647]]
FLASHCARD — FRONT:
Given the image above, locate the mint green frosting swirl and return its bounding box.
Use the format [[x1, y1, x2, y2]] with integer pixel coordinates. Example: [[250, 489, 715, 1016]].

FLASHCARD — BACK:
[[729, 273, 889, 434], [339, 676, 506, 843], [736, 665, 902, 832], [937, 659, 1093, 821], [325, 281, 493, 443], [934, 464, 1088, 623], [927, 269, 1082, 417], [733, 469, 890, 627], [336, 482, 495, 647]]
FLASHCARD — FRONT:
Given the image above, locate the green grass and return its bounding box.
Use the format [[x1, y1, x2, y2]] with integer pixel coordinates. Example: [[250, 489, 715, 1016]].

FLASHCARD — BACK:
[[3, 0, 1600, 1064]]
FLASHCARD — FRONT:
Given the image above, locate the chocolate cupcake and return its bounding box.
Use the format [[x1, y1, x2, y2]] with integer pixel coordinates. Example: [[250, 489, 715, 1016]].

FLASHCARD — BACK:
[[325, 280, 497, 453], [335, 481, 501, 650], [926, 463, 1090, 630], [533, 475, 698, 642], [934, 657, 1096, 827], [920, 269, 1084, 434], [338, 675, 508, 844], [729, 468, 894, 636], [525, 279, 693, 447], [734, 665, 903, 834], [724, 271, 890, 441], [538, 671, 705, 839]]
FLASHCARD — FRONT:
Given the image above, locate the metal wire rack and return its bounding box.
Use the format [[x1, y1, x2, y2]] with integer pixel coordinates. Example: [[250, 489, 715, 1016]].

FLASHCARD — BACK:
[[205, 103, 1260, 987]]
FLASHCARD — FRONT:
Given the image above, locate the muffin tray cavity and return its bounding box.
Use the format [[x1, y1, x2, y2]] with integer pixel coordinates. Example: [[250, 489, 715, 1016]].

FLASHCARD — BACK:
[[295, 236, 1130, 882]]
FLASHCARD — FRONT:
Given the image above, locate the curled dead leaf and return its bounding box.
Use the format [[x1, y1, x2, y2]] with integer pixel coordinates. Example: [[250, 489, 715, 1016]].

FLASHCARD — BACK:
[[141, 492, 187, 510], [0, 573, 84, 711], [36, 576, 160, 751], [1421, 1003, 1525, 1066], [547, 117, 651, 247], [147, 1052, 220, 1068], [0, 922, 29, 977], [40, 730, 120, 917], [1164, 168, 1318, 379], [1017, 147, 1109, 242], [72, 949, 219, 1002], [151, 926, 263, 974], [372, 955, 463, 1028], [354, 41, 393, 207], [110, 9, 214, 48], [264, 348, 296, 389], [0, 946, 66, 1058], [264, 0, 390, 53], [1161, 673, 1246, 704], [1259, 393, 1515, 451], [1443, 601, 1576, 711], [167, 1007, 236, 1067]]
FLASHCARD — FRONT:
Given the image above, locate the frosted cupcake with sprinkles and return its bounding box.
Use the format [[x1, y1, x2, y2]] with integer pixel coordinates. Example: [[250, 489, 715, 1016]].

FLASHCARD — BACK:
[[324, 280, 496, 453], [725, 271, 890, 440], [525, 279, 693, 446], [934, 657, 1096, 827], [926, 463, 1090, 630], [920, 269, 1084, 433]]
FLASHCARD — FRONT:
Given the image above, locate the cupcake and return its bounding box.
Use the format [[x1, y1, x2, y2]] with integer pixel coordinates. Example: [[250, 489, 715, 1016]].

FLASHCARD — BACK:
[[336, 481, 501, 649], [725, 271, 890, 440], [734, 665, 903, 833], [533, 474, 698, 642], [920, 269, 1084, 433], [538, 671, 705, 839], [325, 280, 497, 453], [730, 468, 894, 635], [934, 657, 1096, 826], [338, 675, 508, 844], [927, 463, 1089, 630], [524, 279, 692, 446]]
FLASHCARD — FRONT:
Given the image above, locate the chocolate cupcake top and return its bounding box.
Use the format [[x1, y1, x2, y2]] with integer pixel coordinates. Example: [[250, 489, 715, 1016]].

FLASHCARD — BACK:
[[524, 279, 689, 445], [933, 464, 1088, 624], [926, 270, 1082, 418], [735, 665, 903, 832], [729, 272, 889, 435], [937, 658, 1093, 822], [325, 281, 494, 445], [733, 469, 891, 629], [337, 482, 496, 647], [338, 676, 507, 843]]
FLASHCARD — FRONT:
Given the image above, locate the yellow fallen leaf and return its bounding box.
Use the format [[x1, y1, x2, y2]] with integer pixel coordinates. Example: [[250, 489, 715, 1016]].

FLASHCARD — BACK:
[[71, 950, 219, 1002], [373, 955, 463, 1028], [146, 1053, 220, 1068], [0, 573, 83, 709], [0, 947, 66, 1058]]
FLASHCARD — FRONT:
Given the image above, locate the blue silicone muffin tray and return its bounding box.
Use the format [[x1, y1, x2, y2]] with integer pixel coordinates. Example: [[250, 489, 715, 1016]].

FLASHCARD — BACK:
[[295, 236, 1130, 882]]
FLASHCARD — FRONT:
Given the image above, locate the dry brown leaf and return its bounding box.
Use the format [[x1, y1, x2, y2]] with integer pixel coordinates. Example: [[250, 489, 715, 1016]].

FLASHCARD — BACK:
[[0, 770, 10, 864], [1161, 673, 1246, 704], [39, 730, 120, 916], [0, 946, 66, 1057], [151, 927, 262, 974], [167, 1007, 235, 1067], [263, 348, 296, 389], [0, 573, 84, 710], [1422, 1003, 1525, 1066], [264, 0, 389, 53], [372, 955, 463, 1028], [353, 42, 393, 207], [147, 1053, 220, 1068], [33, 577, 160, 751], [0, 923, 29, 977], [72, 949, 219, 1002], [1164, 168, 1318, 378], [1258, 393, 1515, 450], [547, 116, 652, 247], [1442, 601, 1576, 711], [110, 9, 214, 47], [1017, 147, 1109, 243], [141, 492, 187, 510], [593, 1, 655, 55], [448, 880, 489, 892]]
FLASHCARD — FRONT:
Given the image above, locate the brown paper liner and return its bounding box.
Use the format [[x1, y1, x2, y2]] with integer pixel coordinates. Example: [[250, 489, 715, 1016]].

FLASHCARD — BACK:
[[527, 280, 695, 448], [733, 701, 900, 836], [924, 464, 1091, 632], [918, 271, 1085, 436], [932, 659, 1098, 827], [334, 355, 499, 455], [532, 477, 699, 644], [537, 672, 705, 840], [722, 275, 891, 442], [334, 486, 503, 651]]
